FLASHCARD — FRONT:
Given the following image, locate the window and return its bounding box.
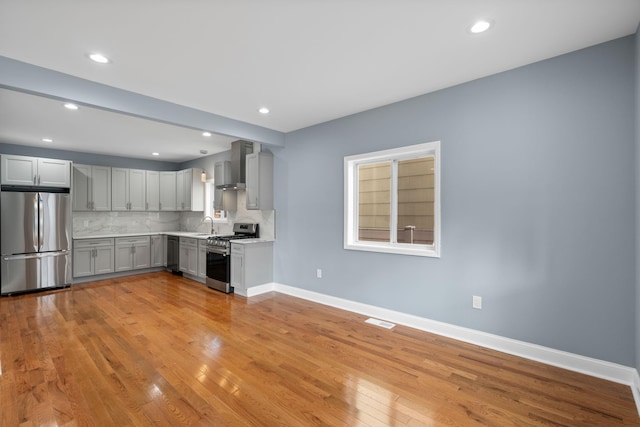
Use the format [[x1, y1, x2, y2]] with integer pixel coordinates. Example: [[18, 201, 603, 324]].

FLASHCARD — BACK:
[[344, 141, 440, 257], [204, 179, 227, 221]]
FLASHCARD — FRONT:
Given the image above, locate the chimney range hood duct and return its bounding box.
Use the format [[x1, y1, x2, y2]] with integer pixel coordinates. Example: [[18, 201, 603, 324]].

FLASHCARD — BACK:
[[216, 140, 254, 190]]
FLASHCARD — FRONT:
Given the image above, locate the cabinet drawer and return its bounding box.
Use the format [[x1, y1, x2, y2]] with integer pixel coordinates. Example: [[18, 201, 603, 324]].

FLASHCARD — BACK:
[[115, 236, 150, 245], [230, 244, 244, 255], [180, 237, 197, 247], [74, 238, 114, 248]]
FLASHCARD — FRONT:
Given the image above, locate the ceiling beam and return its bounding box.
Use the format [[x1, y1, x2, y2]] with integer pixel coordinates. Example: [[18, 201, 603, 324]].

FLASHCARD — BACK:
[[0, 56, 285, 147]]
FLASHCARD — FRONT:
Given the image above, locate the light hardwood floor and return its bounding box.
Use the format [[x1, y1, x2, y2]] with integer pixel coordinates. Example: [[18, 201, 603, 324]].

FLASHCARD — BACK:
[[0, 272, 638, 426]]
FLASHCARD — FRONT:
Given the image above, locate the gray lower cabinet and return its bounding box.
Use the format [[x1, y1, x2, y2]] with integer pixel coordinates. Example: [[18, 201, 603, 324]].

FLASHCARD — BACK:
[[179, 237, 198, 276], [150, 235, 166, 267], [230, 249, 243, 291], [198, 240, 206, 279], [115, 236, 150, 272], [73, 238, 115, 277], [230, 241, 273, 294]]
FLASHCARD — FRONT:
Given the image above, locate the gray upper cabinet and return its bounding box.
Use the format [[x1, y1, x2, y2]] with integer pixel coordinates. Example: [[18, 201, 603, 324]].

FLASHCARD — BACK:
[[146, 170, 160, 211], [245, 152, 273, 210], [176, 169, 187, 210], [159, 171, 177, 211], [177, 168, 204, 211], [112, 168, 146, 211], [70, 164, 202, 212], [1, 155, 71, 187], [73, 164, 111, 211]]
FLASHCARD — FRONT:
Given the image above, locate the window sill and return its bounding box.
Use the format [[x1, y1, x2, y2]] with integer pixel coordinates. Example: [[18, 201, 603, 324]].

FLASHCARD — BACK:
[[344, 241, 440, 258]]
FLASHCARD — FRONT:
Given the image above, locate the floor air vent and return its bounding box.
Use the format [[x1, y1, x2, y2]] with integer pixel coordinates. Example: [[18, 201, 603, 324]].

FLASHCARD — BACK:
[[365, 318, 396, 329]]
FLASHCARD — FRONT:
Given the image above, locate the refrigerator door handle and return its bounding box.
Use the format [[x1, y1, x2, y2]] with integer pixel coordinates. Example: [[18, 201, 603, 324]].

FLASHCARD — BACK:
[[37, 193, 44, 252], [3, 250, 70, 261], [32, 193, 39, 251]]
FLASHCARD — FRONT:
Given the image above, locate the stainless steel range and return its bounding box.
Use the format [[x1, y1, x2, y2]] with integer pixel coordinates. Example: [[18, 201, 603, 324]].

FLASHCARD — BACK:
[[205, 222, 259, 293]]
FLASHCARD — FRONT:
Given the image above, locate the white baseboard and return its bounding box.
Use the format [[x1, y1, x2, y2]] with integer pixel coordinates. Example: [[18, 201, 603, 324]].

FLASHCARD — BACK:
[[247, 281, 640, 415], [245, 282, 275, 297], [632, 370, 640, 415]]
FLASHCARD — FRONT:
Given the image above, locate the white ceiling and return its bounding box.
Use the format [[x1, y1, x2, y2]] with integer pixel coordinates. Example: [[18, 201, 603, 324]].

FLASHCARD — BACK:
[[0, 0, 639, 161], [0, 89, 236, 162]]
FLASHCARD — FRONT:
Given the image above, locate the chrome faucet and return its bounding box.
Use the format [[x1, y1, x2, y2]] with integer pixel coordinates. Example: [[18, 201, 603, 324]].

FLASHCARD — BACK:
[[202, 216, 216, 235]]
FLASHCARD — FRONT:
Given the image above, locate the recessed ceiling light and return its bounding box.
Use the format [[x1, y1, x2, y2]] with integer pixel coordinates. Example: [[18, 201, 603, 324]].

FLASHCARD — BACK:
[[88, 53, 110, 64], [42, 138, 53, 143], [202, 131, 212, 137], [152, 152, 160, 156], [258, 107, 270, 114], [64, 103, 79, 110], [469, 20, 492, 34]]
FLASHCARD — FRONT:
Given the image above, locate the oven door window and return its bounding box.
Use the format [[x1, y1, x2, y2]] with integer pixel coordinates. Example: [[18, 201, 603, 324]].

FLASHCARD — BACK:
[[206, 251, 228, 283]]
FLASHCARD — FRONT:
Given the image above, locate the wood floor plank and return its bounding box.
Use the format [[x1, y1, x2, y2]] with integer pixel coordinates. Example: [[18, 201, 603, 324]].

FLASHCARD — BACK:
[[0, 271, 638, 426]]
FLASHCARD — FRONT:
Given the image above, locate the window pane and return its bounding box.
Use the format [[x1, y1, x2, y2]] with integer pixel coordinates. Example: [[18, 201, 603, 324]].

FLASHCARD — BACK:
[[397, 156, 434, 245], [358, 162, 391, 242]]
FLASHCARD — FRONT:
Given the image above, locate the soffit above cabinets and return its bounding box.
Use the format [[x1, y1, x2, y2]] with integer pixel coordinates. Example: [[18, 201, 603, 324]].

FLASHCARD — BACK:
[[0, 88, 236, 163]]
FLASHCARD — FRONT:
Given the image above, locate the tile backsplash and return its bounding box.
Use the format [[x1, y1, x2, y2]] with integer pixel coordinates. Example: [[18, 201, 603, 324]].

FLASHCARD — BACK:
[[73, 211, 181, 237], [73, 191, 275, 239]]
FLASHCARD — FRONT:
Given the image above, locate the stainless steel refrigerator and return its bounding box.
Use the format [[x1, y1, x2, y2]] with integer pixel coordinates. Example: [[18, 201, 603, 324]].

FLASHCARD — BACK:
[[0, 190, 71, 295]]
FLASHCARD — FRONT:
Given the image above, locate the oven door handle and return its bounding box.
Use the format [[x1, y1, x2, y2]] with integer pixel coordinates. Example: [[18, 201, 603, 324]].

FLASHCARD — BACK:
[[206, 247, 228, 256]]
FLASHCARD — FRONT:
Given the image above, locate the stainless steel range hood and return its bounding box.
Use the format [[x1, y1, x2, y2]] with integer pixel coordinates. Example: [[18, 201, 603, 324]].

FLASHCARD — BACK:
[[216, 140, 254, 190]]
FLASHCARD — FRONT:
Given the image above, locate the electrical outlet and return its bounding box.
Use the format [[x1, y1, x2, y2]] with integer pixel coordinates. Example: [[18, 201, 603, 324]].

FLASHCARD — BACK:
[[472, 296, 482, 310], [83, 220, 89, 227], [316, 268, 322, 279]]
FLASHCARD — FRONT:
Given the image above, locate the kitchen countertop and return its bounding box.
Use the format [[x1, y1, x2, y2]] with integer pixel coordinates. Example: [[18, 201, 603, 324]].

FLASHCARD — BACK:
[[73, 231, 213, 240], [73, 232, 274, 244], [230, 238, 274, 245]]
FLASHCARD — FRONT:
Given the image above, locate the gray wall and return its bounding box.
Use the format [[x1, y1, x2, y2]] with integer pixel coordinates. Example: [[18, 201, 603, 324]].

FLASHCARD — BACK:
[[274, 36, 636, 366], [635, 26, 640, 371], [0, 142, 180, 170]]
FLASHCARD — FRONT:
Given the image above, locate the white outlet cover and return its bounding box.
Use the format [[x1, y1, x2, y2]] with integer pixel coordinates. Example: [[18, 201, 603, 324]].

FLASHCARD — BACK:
[[473, 296, 482, 309]]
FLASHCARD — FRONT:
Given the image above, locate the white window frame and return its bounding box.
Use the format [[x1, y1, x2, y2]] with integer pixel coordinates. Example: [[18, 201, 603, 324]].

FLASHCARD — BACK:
[[344, 141, 441, 257], [203, 178, 228, 223]]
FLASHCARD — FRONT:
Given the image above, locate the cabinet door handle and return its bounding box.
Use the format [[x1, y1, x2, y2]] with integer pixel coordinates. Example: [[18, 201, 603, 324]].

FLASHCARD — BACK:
[[159, 202, 162, 210], [146, 202, 148, 210], [33, 175, 37, 184]]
